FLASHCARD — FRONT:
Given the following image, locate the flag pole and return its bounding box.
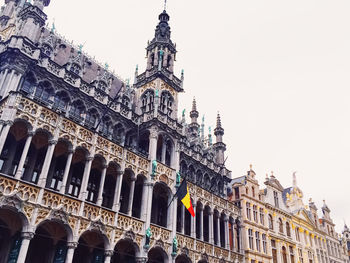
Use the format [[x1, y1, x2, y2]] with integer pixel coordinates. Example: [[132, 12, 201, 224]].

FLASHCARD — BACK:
[[167, 172, 188, 209]]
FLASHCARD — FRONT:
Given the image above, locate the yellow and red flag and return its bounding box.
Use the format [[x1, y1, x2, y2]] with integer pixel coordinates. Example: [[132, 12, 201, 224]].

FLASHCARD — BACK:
[[177, 180, 195, 217]]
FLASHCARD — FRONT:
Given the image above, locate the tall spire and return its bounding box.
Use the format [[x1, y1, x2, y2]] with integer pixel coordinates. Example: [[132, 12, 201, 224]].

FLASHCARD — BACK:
[[190, 97, 199, 124], [213, 112, 226, 165]]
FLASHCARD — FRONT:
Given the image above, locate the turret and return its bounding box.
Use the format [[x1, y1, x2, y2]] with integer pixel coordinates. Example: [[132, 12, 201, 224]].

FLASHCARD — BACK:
[[214, 113, 226, 165], [188, 98, 200, 139], [18, 0, 50, 42], [0, 0, 19, 26]]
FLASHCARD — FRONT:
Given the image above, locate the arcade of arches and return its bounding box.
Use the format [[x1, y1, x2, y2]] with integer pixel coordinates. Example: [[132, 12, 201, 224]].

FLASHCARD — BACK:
[[0, 120, 241, 262]]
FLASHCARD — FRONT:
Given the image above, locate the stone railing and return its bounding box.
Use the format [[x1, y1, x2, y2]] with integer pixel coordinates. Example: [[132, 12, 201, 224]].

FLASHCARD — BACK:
[[150, 224, 171, 242], [118, 214, 144, 234]]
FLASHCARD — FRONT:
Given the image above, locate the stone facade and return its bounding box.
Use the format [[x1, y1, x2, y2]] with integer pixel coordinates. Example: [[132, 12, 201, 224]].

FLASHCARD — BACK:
[[230, 169, 349, 263], [0, 0, 243, 263]]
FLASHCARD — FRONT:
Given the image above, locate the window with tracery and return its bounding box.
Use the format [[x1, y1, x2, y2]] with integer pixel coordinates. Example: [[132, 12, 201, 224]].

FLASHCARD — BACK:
[[69, 100, 85, 120], [53, 91, 70, 111], [34, 81, 53, 102], [268, 214, 274, 230], [159, 91, 174, 116], [141, 90, 155, 113], [85, 109, 99, 128]]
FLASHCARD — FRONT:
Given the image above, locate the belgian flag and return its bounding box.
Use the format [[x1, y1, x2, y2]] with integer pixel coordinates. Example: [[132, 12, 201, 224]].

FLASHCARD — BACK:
[[177, 180, 195, 217]]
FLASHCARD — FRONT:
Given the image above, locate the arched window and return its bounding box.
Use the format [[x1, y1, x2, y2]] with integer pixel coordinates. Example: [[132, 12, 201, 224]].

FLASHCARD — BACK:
[[246, 202, 251, 220], [268, 214, 273, 230], [141, 90, 154, 113], [53, 91, 70, 111], [279, 218, 284, 233], [100, 117, 111, 136], [21, 72, 37, 94], [69, 100, 85, 121], [286, 222, 291, 237], [85, 108, 99, 128], [259, 208, 265, 225], [252, 187, 255, 197], [112, 123, 125, 144], [34, 81, 53, 103], [159, 91, 174, 117], [150, 53, 155, 67], [282, 246, 288, 263], [166, 55, 172, 69], [253, 205, 258, 222], [296, 227, 300, 241]]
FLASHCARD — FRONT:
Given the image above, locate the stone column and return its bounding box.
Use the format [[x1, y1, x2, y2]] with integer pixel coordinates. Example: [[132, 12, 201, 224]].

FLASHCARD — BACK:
[[127, 176, 136, 216], [140, 180, 148, 221], [15, 132, 34, 179], [0, 69, 9, 92], [96, 165, 108, 206], [60, 149, 74, 194], [38, 139, 57, 187], [200, 206, 204, 241], [216, 215, 221, 247], [112, 170, 124, 211], [224, 216, 230, 250], [104, 250, 113, 263], [0, 121, 11, 154], [209, 209, 214, 244], [181, 204, 185, 234], [17, 232, 34, 263], [191, 202, 196, 238], [79, 156, 94, 200], [144, 182, 154, 228], [65, 242, 78, 263]]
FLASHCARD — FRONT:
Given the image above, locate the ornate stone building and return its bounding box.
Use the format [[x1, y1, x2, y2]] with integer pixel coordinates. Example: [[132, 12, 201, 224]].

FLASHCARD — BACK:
[[230, 170, 349, 263], [0, 0, 243, 262]]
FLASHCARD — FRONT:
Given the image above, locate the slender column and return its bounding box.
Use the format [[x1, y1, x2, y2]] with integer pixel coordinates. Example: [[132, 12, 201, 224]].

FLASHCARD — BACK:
[[60, 149, 74, 194], [38, 139, 57, 187], [200, 206, 204, 240], [0, 69, 9, 91], [15, 132, 34, 179], [0, 121, 11, 154], [104, 250, 113, 263], [161, 142, 166, 163], [17, 232, 34, 263], [140, 180, 148, 221], [181, 204, 185, 234], [144, 182, 154, 228], [217, 215, 221, 247], [127, 176, 136, 216], [96, 165, 108, 206], [171, 196, 178, 234], [65, 242, 78, 263], [79, 156, 94, 200], [224, 216, 230, 249], [112, 170, 124, 211], [191, 202, 196, 238], [209, 210, 214, 244]]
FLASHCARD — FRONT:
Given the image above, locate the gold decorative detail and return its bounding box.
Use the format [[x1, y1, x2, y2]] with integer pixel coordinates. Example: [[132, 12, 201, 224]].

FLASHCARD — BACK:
[[17, 183, 39, 202], [83, 203, 100, 220], [150, 224, 171, 242], [118, 215, 144, 234], [100, 209, 115, 225], [23, 204, 34, 221], [35, 208, 50, 224], [78, 219, 90, 235], [41, 191, 62, 208], [0, 177, 17, 195], [62, 197, 81, 215], [177, 234, 195, 250]]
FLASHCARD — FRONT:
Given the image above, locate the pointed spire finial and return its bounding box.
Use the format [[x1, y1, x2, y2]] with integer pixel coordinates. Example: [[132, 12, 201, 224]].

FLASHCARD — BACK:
[[293, 171, 297, 187], [250, 164, 253, 170], [164, 0, 167, 11], [50, 19, 56, 33], [216, 112, 222, 128], [192, 97, 197, 112]]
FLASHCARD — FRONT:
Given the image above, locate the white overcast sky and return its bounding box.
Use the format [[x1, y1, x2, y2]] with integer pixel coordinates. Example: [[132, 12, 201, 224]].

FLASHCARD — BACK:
[[45, 0, 350, 232]]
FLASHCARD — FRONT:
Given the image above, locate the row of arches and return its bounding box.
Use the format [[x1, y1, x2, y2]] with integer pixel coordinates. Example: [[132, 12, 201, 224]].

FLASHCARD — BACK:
[[179, 161, 225, 195], [0, 207, 197, 263]]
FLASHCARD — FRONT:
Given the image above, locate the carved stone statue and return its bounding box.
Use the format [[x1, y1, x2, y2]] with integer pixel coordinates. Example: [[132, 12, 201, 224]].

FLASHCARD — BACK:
[[176, 171, 181, 187], [171, 236, 178, 257], [151, 160, 157, 177], [144, 227, 152, 250]]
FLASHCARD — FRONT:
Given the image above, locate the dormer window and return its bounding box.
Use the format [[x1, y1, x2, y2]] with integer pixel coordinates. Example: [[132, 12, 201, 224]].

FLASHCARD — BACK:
[[97, 81, 107, 92], [70, 63, 81, 75], [41, 43, 53, 57]]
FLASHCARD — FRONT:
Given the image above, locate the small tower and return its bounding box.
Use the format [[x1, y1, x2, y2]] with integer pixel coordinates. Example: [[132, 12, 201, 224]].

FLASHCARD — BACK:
[[18, 0, 50, 42], [0, 0, 19, 27], [214, 113, 226, 165], [145, 10, 176, 74], [188, 98, 199, 139], [308, 198, 319, 227]]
